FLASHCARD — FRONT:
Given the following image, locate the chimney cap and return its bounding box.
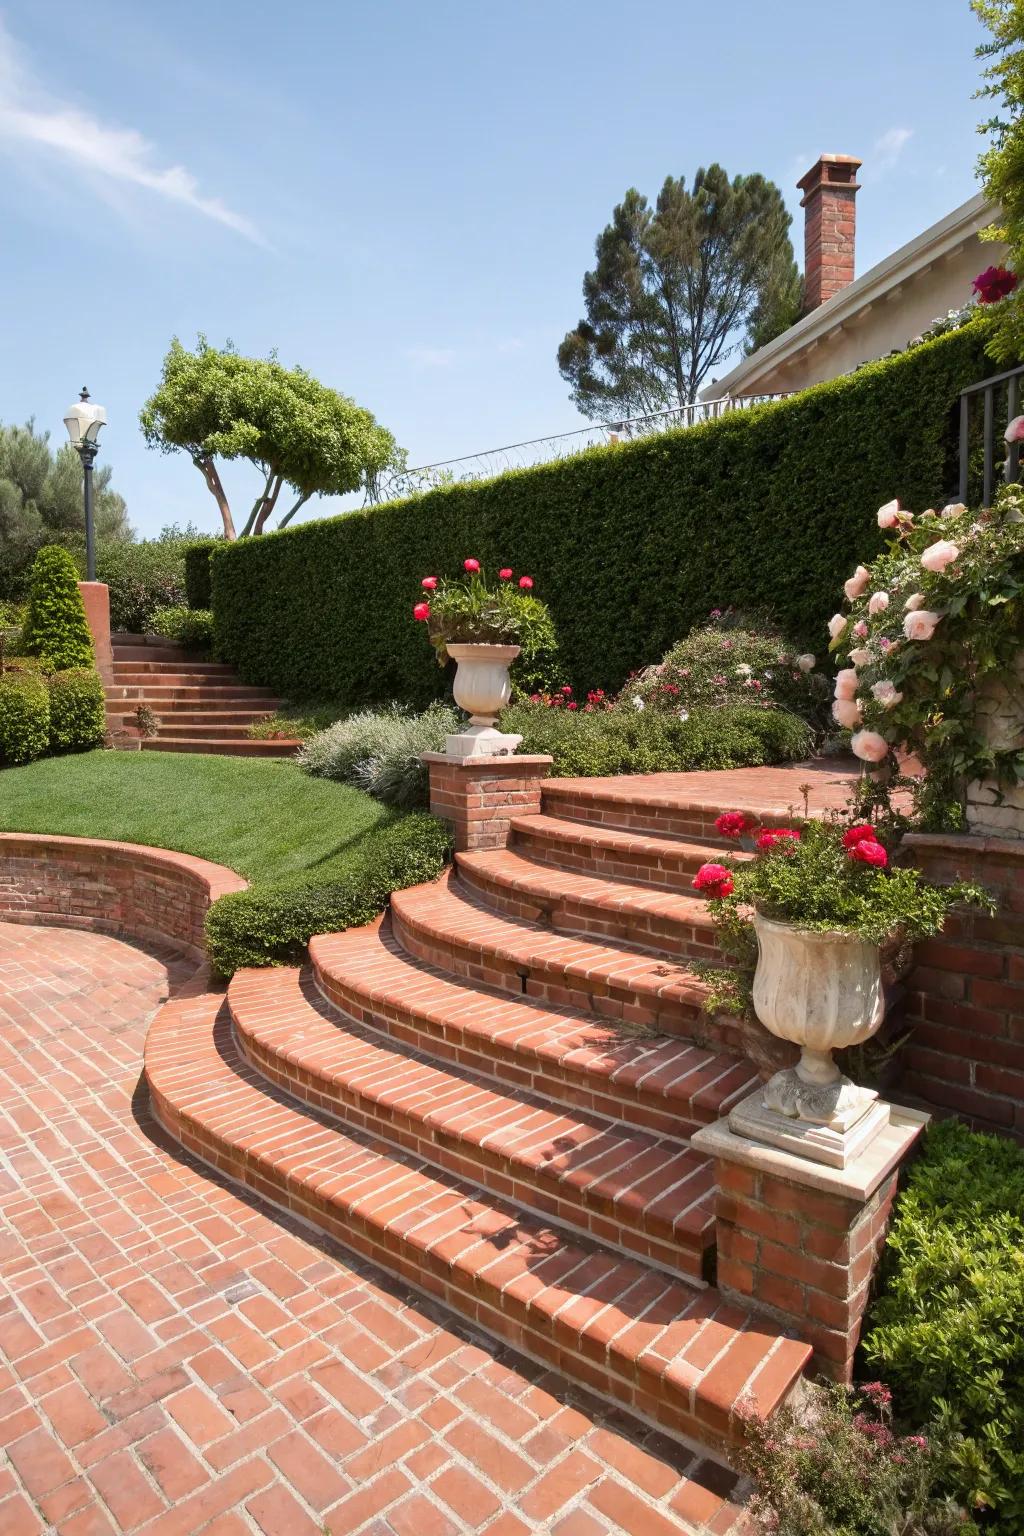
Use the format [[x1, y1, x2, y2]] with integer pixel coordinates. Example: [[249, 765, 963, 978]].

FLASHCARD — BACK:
[[797, 154, 862, 204]]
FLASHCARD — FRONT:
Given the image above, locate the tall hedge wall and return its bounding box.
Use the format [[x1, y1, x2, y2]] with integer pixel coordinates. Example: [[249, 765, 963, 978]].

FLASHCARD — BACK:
[[211, 322, 1001, 705]]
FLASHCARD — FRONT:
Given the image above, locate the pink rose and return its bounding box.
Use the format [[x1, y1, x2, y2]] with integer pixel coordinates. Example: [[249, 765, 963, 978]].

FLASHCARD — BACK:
[[903, 592, 925, 611], [843, 564, 871, 601], [877, 499, 901, 529], [421, 576, 438, 590], [834, 668, 859, 700], [851, 729, 889, 764], [498, 568, 513, 580], [519, 575, 534, 589], [903, 609, 942, 642], [868, 591, 890, 615], [920, 540, 960, 574], [464, 558, 480, 572], [1005, 416, 1024, 444], [871, 680, 903, 708], [413, 601, 431, 622], [849, 648, 871, 666], [853, 620, 869, 639], [833, 698, 862, 728], [828, 613, 847, 640]]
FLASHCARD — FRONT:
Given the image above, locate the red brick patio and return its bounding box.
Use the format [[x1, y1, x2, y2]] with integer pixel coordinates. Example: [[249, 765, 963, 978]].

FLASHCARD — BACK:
[[0, 921, 747, 1536]]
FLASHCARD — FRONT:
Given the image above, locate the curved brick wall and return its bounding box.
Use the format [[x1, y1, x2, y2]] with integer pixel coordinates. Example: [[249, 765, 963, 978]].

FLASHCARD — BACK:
[[0, 834, 246, 960]]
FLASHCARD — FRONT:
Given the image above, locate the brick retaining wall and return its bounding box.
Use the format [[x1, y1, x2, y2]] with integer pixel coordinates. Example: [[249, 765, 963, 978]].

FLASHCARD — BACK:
[[901, 832, 1024, 1138], [0, 834, 246, 960]]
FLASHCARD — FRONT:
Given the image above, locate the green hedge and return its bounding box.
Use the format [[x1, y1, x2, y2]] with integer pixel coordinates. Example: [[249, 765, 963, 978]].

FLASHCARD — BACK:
[[48, 668, 106, 753], [210, 323, 1001, 705], [21, 546, 94, 671], [0, 670, 50, 765], [184, 540, 218, 610], [95, 539, 189, 632], [862, 1119, 1024, 1528], [205, 811, 452, 975]]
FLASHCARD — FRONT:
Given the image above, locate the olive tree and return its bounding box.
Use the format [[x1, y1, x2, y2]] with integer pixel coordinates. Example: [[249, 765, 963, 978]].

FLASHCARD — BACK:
[[140, 338, 399, 538]]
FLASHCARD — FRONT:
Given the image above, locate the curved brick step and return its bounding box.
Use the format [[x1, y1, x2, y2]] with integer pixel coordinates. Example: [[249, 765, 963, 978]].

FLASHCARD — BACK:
[[145, 984, 811, 1454], [509, 812, 742, 893], [541, 781, 735, 842], [230, 964, 716, 1281], [310, 920, 756, 1139], [141, 737, 298, 756], [390, 871, 742, 1051], [457, 846, 721, 962]]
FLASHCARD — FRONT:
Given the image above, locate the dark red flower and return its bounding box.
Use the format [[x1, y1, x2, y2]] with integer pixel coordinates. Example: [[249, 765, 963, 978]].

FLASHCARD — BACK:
[[849, 838, 888, 868], [464, 558, 480, 572], [715, 811, 758, 839], [973, 265, 1018, 304], [519, 575, 534, 589], [413, 602, 431, 622], [498, 568, 513, 580], [755, 827, 801, 853], [692, 862, 735, 898]]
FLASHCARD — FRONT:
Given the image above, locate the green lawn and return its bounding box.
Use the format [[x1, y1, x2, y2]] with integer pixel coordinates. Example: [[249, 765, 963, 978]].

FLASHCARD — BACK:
[[0, 751, 392, 883]]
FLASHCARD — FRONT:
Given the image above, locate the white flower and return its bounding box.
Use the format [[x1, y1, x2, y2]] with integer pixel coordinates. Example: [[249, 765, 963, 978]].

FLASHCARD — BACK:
[[903, 592, 926, 612], [942, 501, 967, 516], [868, 591, 890, 615], [796, 654, 815, 673], [844, 565, 871, 602], [678, 709, 689, 723], [735, 663, 752, 677], [849, 648, 871, 666], [828, 613, 847, 640], [871, 680, 903, 709], [632, 696, 645, 711]]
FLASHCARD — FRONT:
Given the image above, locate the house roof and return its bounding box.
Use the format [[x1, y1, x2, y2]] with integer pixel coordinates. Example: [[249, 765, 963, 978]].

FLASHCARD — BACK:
[[701, 191, 996, 400]]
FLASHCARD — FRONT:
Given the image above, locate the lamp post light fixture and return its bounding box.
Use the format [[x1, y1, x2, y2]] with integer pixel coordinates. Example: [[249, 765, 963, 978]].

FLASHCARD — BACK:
[[63, 387, 107, 582]]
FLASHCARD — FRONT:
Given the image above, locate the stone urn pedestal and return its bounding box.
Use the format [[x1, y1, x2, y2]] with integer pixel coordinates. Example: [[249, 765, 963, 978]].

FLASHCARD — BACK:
[[444, 642, 523, 760], [966, 651, 1024, 837], [728, 914, 890, 1169]]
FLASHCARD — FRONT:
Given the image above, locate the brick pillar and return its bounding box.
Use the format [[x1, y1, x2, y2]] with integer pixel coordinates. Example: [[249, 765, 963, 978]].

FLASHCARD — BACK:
[[78, 581, 113, 683], [692, 1108, 927, 1381], [797, 154, 861, 312], [422, 753, 553, 852]]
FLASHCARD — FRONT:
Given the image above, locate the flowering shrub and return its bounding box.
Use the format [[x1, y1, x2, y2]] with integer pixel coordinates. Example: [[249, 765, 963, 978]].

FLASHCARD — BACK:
[[693, 815, 986, 944], [973, 265, 1018, 305], [617, 619, 828, 726], [827, 485, 1024, 823], [738, 1378, 974, 1536], [525, 684, 612, 713], [413, 560, 561, 694]]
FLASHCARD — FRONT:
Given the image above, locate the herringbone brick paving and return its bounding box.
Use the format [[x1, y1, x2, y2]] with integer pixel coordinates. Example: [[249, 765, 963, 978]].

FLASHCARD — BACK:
[[0, 922, 747, 1535]]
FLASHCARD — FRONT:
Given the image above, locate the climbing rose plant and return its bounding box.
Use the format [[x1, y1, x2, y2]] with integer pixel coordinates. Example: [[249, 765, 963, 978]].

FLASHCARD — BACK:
[[827, 484, 1024, 825]]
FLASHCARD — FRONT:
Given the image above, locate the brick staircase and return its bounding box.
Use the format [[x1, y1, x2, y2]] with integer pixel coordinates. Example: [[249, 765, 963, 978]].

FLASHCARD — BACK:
[[146, 771, 821, 1462], [105, 635, 300, 757]]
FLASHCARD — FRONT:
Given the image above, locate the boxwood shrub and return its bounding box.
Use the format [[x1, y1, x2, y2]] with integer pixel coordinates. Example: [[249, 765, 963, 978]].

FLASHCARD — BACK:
[[47, 668, 106, 753], [862, 1119, 1024, 1528], [210, 322, 1001, 706], [205, 810, 452, 975], [20, 546, 94, 671], [0, 670, 50, 765]]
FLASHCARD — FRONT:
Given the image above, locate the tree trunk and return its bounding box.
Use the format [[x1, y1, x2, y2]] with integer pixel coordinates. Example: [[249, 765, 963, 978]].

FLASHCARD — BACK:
[[195, 456, 236, 540]]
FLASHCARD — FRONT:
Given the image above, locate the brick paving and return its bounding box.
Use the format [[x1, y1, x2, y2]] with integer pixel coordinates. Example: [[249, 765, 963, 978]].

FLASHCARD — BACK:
[[0, 921, 748, 1535]]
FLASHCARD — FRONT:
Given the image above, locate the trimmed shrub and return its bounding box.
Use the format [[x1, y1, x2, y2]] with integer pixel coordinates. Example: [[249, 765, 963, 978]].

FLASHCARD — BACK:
[[20, 546, 94, 670], [862, 1119, 1024, 1527], [184, 540, 218, 609], [47, 668, 106, 753], [299, 704, 459, 806], [622, 621, 829, 726], [0, 670, 50, 765], [95, 536, 189, 631], [205, 812, 452, 974], [210, 322, 1002, 706], [502, 700, 813, 777], [150, 606, 215, 652]]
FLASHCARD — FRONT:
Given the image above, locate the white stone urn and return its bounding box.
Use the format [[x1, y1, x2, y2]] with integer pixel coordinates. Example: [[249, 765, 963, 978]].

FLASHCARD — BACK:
[[966, 650, 1024, 837], [749, 913, 885, 1136], [445, 642, 522, 759]]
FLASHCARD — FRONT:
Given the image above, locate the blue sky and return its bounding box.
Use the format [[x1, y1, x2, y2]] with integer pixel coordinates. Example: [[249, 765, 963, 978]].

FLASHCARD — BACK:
[[0, 0, 988, 539]]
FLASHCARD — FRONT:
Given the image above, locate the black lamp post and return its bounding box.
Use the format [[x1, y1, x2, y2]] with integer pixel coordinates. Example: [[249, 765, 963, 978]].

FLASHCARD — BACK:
[[63, 387, 107, 582]]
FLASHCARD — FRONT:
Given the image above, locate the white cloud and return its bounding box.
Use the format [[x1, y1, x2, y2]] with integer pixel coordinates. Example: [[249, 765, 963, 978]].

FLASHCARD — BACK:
[[0, 18, 263, 244], [874, 126, 914, 172]]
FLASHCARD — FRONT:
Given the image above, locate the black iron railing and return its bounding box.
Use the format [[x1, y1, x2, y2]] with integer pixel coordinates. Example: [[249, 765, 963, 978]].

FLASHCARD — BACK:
[[959, 363, 1024, 505]]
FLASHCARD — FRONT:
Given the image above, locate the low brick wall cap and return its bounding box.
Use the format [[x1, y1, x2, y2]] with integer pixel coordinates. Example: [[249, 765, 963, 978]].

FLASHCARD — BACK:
[[903, 830, 1024, 861], [420, 752, 554, 770]]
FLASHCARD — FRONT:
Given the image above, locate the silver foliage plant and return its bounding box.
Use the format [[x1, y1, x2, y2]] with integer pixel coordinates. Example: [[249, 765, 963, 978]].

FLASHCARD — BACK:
[[299, 704, 459, 807]]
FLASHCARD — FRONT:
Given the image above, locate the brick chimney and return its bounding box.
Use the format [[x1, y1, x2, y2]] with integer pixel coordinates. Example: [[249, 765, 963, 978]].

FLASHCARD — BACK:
[[797, 154, 862, 312]]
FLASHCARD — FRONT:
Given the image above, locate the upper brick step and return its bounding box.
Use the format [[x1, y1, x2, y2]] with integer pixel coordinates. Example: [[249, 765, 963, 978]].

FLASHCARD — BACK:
[[111, 664, 238, 681], [390, 870, 743, 1052], [230, 965, 716, 1281], [140, 738, 298, 756], [105, 684, 281, 703], [310, 919, 756, 1140], [146, 984, 811, 1454], [457, 846, 721, 963], [541, 781, 735, 843], [509, 812, 742, 893]]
